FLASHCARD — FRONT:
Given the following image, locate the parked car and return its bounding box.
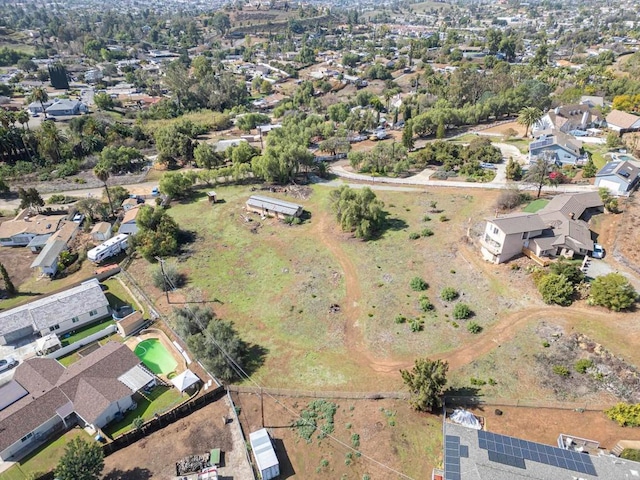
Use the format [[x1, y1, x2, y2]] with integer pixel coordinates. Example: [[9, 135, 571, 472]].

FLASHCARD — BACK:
[[592, 244, 605, 259], [151, 187, 160, 196], [0, 356, 18, 373]]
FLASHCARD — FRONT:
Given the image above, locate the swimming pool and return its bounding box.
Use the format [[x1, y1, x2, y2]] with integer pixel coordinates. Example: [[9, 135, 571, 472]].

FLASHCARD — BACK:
[[134, 338, 178, 375]]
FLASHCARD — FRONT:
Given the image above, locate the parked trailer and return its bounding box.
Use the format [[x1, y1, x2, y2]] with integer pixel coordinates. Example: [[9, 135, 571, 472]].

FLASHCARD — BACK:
[[87, 234, 129, 263], [249, 428, 279, 480]]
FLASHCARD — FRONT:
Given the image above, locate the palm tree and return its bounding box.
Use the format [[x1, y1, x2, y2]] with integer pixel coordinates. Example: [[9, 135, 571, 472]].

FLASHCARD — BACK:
[[37, 120, 65, 164], [94, 161, 114, 215], [28, 86, 49, 118], [16, 110, 30, 131], [517, 106, 544, 138]]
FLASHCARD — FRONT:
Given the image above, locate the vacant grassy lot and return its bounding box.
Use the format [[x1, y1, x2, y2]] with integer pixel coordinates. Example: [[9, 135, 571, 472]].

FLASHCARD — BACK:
[[126, 184, 536, 392], [0, 429, 91, 480]]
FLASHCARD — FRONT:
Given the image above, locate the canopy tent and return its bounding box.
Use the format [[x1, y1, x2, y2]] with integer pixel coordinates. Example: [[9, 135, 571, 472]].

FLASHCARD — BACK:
[[450, 409, 482, 430], [171, 369, 201, 392]]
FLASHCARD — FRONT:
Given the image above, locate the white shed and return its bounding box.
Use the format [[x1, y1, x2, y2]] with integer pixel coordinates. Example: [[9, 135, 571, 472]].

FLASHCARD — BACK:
[[249, 428, 279, 480]]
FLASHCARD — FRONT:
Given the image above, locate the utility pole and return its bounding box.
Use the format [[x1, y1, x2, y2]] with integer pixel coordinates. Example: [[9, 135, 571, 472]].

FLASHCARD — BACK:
[[156, 256, 170, 303]]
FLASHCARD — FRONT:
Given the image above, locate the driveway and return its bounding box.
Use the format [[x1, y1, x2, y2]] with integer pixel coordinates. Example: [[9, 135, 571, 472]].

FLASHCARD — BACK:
[[0, 335, 39, 384]]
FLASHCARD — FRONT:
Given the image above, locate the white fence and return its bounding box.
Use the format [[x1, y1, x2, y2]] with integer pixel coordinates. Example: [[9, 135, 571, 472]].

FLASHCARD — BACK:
[[46, 324, 117, 359]]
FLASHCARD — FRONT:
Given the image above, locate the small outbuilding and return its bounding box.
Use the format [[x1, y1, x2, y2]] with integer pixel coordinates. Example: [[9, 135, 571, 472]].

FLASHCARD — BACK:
[[246, 195, 303, 219], [207, 191, 217, 204], [91, 222, 113, 242], [170, 369, 201, 393], [116, 311, 146, 337], [249, 428, 279, 480]]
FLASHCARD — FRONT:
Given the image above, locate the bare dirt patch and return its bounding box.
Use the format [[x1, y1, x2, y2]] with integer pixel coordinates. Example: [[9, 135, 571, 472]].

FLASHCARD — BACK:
[[232, 392, 442, 480], [479, 121, 526, 137], [102, 396, 251, 480], [0, 244, 37, 294], [611, 196, 640, 274]]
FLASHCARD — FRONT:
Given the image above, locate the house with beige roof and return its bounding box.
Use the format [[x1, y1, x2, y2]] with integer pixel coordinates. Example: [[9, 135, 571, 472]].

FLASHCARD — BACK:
[[29, 221, 79, 277], [0, 214, 66, 247], [0, 342, 155, 461], [606, 109, 640, 133], [118, 206, 142, 235], [480, 192, 604, 264]]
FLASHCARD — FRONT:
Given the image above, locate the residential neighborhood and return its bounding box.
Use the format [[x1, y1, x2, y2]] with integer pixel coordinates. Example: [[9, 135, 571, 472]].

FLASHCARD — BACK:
[[1, 0, 640, 479]]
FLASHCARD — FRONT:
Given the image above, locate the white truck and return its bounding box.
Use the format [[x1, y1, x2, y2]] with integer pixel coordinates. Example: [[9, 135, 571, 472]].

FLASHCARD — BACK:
[[87, 234, 129, 263]]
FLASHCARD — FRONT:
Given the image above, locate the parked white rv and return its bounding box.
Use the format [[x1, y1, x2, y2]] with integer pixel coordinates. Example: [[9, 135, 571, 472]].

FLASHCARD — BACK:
[[87, 234, 129, 263]]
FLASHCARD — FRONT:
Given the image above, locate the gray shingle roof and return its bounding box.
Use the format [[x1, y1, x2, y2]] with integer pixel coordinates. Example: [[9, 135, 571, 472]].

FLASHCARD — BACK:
[[0, 278, 109, 337], [445, 422, 640, 480], [30, 239, 67, 269], [539, 192, 603, 220], [489, 214, 546, 235]]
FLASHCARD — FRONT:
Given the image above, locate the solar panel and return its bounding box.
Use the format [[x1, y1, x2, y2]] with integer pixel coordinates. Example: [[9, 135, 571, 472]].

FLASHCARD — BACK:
[[444, 435, 461, 480], [478, 430, 597, 476]]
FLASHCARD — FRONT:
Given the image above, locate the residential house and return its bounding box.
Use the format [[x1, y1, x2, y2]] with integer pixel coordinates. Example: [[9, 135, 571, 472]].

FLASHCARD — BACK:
[[45, 99, 87, 117], [480, 192, 603, 264], [214, 138, 248, 153], [29, 221, 79, 276], [439, 421, 640, 480], [121, 198, 139, 211], [528, 131, 586, 166], [0, 278, 110, 345], [0, 214, 66, 247], [595, 160, 640, 195], [26, 234, 52, 253], [606, 109, 640, 133], [91, 222, 113, 242], [27, 101, 53, 114], [533, 104, 604, 135], [0, 342, 155, 461], [246, 195, 303, 220], [119, 206, 141, 235], [580, 95, 604, 108]]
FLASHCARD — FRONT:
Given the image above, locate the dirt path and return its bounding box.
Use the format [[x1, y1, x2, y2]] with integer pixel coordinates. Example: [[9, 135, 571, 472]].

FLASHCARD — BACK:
[[312, 216, 637, 377]]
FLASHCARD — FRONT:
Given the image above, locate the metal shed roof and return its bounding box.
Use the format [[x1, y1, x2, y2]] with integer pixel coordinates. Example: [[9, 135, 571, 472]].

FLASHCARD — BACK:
[[30, 239, 67, 269], [247, 195, 302, 216], [249, 428, 279, 471]]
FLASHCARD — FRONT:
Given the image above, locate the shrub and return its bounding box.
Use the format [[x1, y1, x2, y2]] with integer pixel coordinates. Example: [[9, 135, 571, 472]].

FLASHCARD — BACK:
[[441, 287, 459, 301], [550, 260, 584, 285], [467, 321, 482, 333], [542, 341, 550, 348], [453, 303, 472, 320], [409, 318, 424, 332], [552, 365, 570, 376], [470, 377, 486, 386], [151, 262, 186, 291], [410, 277, 428, 291], [132, 416, 144, 430], [421, 228, 434, 237], [439, 214, 449, 222], [621, 449, 640, 461], [605, 403, 640, 427], [575, 359, 594, 374], [422, 215, 431, 222], [394, 314, 406, 324], [537, 273, 574, 306], [419, 296, 433, 312], [351, 433, 360, 448], [589, 273, 637, 311], [409, 232, 421, 240], [495, 190, 528, 210]]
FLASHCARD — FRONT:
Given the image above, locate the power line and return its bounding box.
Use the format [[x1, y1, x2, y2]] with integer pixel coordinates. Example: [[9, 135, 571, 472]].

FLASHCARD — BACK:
[[157, 258, 417, 480]]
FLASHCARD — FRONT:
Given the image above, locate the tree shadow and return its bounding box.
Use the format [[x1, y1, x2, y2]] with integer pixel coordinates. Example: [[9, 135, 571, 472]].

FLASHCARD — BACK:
[[103, 468, 153, 480], [178, 229, 197, 246], [243, 343, 269, 377], [370, 211, 409, 240], [444, 386, 482, 407]]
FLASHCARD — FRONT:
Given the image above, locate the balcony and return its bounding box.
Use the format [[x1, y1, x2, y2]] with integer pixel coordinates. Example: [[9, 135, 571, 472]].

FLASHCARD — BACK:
[[480, 235, 502, 255]]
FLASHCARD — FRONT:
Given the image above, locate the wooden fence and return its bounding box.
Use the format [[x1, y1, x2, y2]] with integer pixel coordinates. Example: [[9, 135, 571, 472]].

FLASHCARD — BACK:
[[102, 386, 225, 456], [444, 396, 610, 412], [227, 385, 410, 400]]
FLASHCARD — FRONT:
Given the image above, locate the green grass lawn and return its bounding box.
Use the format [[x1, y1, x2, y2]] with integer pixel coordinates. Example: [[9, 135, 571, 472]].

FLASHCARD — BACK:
[[102, 386, 185, 438], [60, 318, 115, 347], [503, 138, 530, 154], [583, 144, 610, 170], [0, 429, 91, 480], [103, 277, 140, 312], [523, 199, 549, 213]]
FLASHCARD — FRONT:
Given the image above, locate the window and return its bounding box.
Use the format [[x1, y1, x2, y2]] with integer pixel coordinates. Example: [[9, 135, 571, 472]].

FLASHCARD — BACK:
[[71, 316, 80, 323], [21, 432, 34, 443], [89, 309, 98, 317], [522, 232, 529, 240], [492, 226, 499, 235], [49, 324, 60, 332]]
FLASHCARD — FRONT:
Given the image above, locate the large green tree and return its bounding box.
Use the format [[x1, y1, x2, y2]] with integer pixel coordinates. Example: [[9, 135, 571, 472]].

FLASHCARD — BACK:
[[329, 186, 384, 240], [517, 106, 543, 138], [0, 262, 16, 295], [523, 158, 557, 198], [400, 358, 448, 412], [134, 205, 180, 260], [589, 273, 637, 311], [54, 437, 104, 480], [27, 86, 49, 118], [93, 161, 113, 214]]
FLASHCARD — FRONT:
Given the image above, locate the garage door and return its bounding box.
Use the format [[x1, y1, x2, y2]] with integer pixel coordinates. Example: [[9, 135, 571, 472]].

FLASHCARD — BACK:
[[597, 179, 622, 194], [2, 326, 35, 345]]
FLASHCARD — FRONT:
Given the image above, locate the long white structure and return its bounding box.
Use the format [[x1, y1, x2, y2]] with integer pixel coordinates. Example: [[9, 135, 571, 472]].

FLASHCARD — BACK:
[[88, 234, 129, 263]]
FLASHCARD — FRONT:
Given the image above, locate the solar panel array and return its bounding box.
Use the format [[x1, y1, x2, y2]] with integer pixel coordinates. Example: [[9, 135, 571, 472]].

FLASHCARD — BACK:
[[444, 435, 461, 480], [478, 430, 597, 476]]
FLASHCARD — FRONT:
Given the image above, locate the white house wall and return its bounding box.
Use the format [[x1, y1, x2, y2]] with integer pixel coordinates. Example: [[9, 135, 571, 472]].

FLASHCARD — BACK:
[[92, 395, 133, 429], [0, 415, 62, 461], [37, 305, 111, 337]]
